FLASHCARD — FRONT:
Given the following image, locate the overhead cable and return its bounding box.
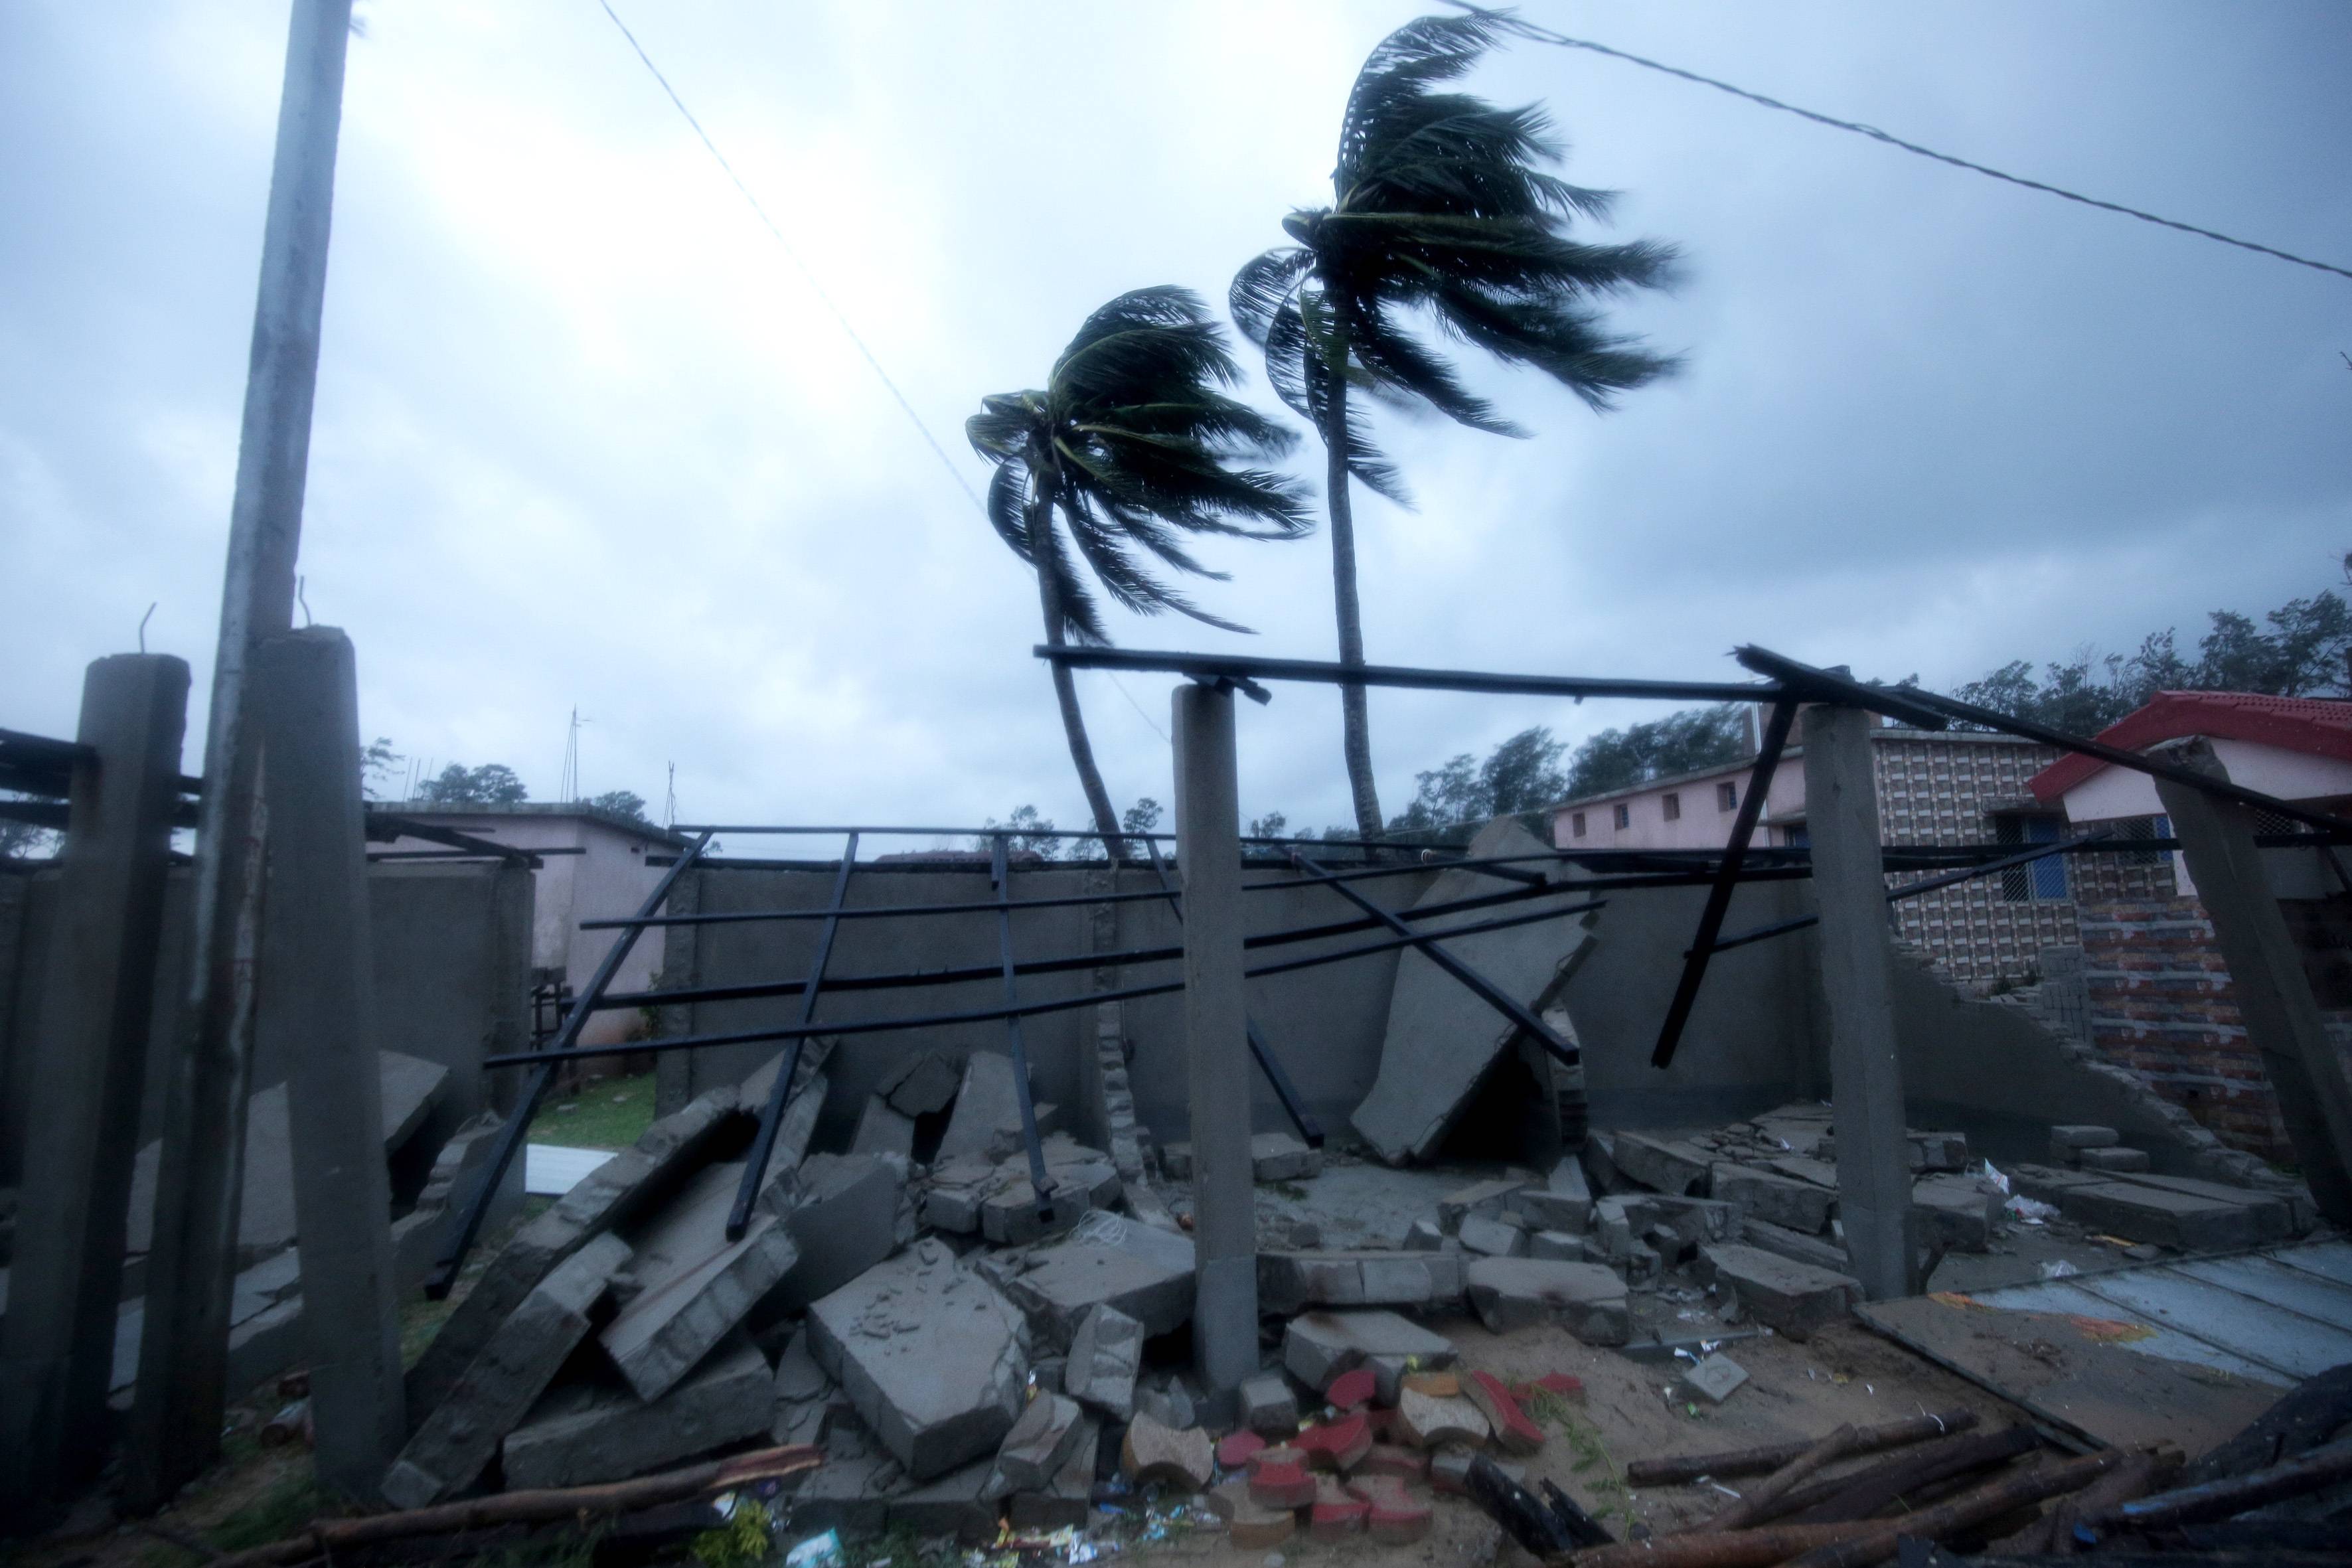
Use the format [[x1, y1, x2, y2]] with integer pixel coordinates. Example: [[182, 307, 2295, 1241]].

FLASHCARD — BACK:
[[1447, 1, 2352, 285]]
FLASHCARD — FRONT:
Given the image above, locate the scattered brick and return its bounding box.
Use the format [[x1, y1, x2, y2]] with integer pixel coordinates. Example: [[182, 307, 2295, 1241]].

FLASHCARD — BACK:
[[1462, 1371, 1543, 1456]]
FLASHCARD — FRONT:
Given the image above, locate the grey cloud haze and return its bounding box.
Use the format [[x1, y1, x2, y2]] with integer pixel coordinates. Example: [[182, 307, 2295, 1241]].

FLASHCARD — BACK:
[[4, 1, 2348, 840]]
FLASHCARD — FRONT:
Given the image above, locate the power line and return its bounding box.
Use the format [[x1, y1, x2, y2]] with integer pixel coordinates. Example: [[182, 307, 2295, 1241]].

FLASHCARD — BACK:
[[592, 0, 1173, 745], [592, 0, 987, 508], [1449, 2, 2352, 285]]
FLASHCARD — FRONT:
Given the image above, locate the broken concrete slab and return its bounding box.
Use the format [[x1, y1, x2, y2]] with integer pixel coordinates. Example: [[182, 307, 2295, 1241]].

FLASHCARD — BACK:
[[849, 1097, 916, 1160], [1395, 1387, 1488, 1449], [1529, 1230, 1580, 1261], [1741, 1217, 1851, 1273], [125, 1049, 449, 1261], [2077, 1145, 2152, 1173], [805, 1237, 1029, 1481], [1257, 1251, 1466, 1316], [1696, 1243, 1861, 1341], [390, 1112, 524, 1292], [989, 1209, 1194, 1350], [935, 1051, 1026, 1162], [888, 1458, 1001, 1545], [1350, 819, 1597, 1165], [1280, 1310, 1456, 1392], [1611, 1133, 1711, 1196], [2110, 1172, 2295, 1241], [1464, 1257, 1629, 1344], [1007, 1413, 1099, 1530], [790, 1452, 907, 1535], [979, 1146, 1122, 1246], [2056, 1181, 2265, 1251], [882, 1051, 963, 1119], [599, 1162, 800, 1403], [983, 1390, 1086, 1498], [762, 1153, 906, 1316], [1251, 1132, 1322, 1184], [2049, 1124, 2120, 1156], [2006, 1161, 2108, 1206], [382, 1232, 631, 1510], [1911, 1174, 1999, 1253], [404, 1089, 737, 1423], [1458, 1215, 1527, 1257], [1439, 1178, 1530, 1233], [1063, 1302, 1141, 1419], [1711, 1162, 1836, 1234], [501, 1334, 769, 1488]]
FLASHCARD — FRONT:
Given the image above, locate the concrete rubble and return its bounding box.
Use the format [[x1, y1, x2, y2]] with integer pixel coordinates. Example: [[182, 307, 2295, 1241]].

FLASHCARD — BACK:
[[342, 1003, 2315, 1559]]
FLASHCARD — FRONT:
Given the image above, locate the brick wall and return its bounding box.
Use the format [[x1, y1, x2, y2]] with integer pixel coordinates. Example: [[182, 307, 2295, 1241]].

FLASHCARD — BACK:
[[2077, 893, 2293, 1161], [1873, 733, 2076, 989]]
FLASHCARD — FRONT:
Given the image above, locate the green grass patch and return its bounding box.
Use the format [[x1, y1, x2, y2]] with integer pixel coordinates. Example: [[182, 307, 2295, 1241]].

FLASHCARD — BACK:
[[206, 1472, 326, 1553], [530, 1070, 657, 1150]]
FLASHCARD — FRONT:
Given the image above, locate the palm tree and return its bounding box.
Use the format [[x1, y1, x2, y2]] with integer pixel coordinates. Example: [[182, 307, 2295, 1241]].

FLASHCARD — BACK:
[[968, 287, 1311, 858], [1232, 13, 1681, 839]]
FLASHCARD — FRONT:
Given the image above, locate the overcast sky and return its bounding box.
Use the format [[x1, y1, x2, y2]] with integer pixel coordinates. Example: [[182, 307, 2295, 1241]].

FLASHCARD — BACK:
[[5, 1, 2349, 842]]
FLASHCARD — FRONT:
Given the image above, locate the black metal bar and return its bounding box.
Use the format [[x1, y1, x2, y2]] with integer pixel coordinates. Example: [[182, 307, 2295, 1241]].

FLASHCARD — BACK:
[[582, 881, 1229, 930], [1728, 645, 1956, 730], [1650, 699, 1799, 1069], [598, 875, 1582, 1012], [992, 834, 1055, 1214], [1036, 644, 1780, 705], [1144, 839, 1324, 1147], [486, 894, 1610, 1069], [425, 829, 714, 1298], [1290, 850, 1584, 1069], [1709, 830, 2118, 956], [727, 832, 858, 1241], [362, 810, 541, 867], [1739, 643, 2352, 836]]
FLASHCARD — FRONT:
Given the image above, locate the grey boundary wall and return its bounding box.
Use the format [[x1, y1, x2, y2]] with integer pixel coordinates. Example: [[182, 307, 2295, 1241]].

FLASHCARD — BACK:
[[648, 859, 2234, 1174], [0, 859, 532, 1186]]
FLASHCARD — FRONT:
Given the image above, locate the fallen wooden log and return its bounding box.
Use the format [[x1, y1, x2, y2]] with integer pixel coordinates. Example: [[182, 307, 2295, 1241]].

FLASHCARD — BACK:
[[1777, 1426, 2039, 1526], [1561, 1460, 2105, 1568], [1626, 1409, 1979, 1487], [2104, 1434, 2352, 1531], [1986, 1446, 2169, 1555], [1779, 1450, 2119, 1568], [1697, 1424, 1859, 1532], [206, 1444, 821, 1568]]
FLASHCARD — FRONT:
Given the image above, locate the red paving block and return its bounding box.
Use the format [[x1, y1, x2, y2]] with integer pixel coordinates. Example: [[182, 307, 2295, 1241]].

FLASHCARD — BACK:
[[1350, 1441, 1429, 1480], [1249, 1458, 1316, 1511], [1348, 1474, 1433, 1545], [1464, 1370, 1545, 1456], [1294, 1411, 1373, 1471], [1518, 1372, 1587, 1403], [1308, 1475, 1369, 1541], [1215, 1429, 1267, 1470], [1324, 1367, 1377, 1410]]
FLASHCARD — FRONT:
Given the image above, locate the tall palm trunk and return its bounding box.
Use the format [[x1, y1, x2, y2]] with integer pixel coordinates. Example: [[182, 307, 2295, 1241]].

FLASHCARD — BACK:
[[1029, 485, 1129, 860], [1317, 337, 1385, 839]]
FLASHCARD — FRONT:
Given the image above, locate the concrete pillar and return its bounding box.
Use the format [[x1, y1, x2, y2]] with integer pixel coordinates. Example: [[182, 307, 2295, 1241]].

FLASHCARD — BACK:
[[2154, 744, 2352, 1225], [1172, 681, 1255, 1393], [1802, 704, 1916, 1299], [0, 656, 189, 1528], [250, 629, 406, 1499]]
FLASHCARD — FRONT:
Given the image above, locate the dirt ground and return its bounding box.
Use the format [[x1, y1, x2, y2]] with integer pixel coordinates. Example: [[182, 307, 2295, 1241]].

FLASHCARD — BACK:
[[1127, 1313, 2036, 1568]]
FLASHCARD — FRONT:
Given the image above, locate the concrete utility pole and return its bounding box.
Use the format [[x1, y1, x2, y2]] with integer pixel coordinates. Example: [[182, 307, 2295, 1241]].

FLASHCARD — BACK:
[[1172, 680, 1257, 1395], [126, 0, 354, 1510], [1802, 704, 1917, 1300], [254, 629, 405, 1500], [0, 657, 190, 1529], [2153, 743, 2352, 1225]]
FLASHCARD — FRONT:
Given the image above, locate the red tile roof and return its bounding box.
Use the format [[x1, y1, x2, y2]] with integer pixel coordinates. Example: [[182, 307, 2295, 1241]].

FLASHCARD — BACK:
[[2027, 691, 2352, 804]]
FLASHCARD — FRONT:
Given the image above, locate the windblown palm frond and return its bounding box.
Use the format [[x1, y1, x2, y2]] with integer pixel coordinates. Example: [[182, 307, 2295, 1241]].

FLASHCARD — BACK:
[[1229, 9, 1684, 840]]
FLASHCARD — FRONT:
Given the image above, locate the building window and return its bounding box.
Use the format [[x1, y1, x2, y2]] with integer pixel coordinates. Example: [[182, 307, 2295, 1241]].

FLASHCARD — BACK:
[[1571, 811, 1587, 838], [1996, 813, 2069, 902], [1717, 781, 1738, 813], [1782, 823, 1809, 848], [1612, 803, 1630, 830], [1662, 793, 1682, 822], [2114, 813, 2172, 867]]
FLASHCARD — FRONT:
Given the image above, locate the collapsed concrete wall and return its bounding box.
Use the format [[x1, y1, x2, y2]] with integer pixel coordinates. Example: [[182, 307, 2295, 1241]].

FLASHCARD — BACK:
[[649, 862, 1432, 1145], [0, 860, 532, 1186]]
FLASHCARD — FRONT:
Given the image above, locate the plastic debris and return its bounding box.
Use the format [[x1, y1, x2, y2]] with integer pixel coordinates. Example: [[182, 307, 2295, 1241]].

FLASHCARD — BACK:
[[784, 1530, 843, 1568], [2005, 1194, 2059, 1225], [2039, 1259, 2080, 1279]]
